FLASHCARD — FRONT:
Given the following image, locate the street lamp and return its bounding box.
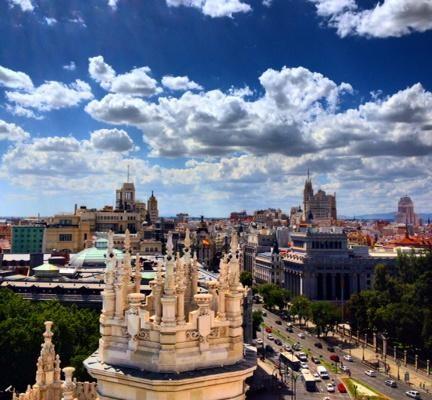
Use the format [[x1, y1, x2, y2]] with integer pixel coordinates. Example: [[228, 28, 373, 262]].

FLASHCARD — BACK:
[[291, 371, 299, 400], [397, 359, 401, 380]]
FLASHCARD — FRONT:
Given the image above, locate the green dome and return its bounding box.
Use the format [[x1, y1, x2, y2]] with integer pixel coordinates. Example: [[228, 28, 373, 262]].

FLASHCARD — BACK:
[[70, 245, 123, 269]]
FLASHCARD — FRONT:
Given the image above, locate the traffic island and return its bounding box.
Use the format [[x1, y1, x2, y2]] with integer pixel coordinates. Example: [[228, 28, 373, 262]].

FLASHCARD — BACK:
[[341, 377, 391, 400]]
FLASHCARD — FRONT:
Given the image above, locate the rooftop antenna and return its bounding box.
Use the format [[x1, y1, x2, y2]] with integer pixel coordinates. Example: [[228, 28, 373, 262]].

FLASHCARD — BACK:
[[307, 168, 310, 180]]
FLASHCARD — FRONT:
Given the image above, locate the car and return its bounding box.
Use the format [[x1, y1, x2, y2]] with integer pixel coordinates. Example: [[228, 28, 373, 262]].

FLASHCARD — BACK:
[[406, 391, 421, 399], [297, 352, 308, 361], [327, 346, 335, 352], [274, 339, 282, 346], [330, 354, 340, 362], [292, 343, 301, 351], [337, 383, 347, 393], [364, 370, 377, 377], [267, 334, 274, 341], [262, 311, 267, 317], [283, 344, 291, 351], [286, 326, 293, 332], [385, 380, 397, 388], [298, 332, 305, 339], [275, 320, 282, 325], [300, 362, 309, 369], [326, 383, 335, 393], [323, 397, 331, 400], [343, 354, 353, 362], [314, 342, 323, 349], [341, 365, 350, 372], [265, 327, 272, 333], [256, 338, 263, 345], [311, 356, 321, 364], [313, 372, 321, 381]]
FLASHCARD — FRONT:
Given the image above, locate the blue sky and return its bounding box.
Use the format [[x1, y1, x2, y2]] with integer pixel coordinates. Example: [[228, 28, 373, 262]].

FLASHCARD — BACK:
[[0, 0, 432, 217]]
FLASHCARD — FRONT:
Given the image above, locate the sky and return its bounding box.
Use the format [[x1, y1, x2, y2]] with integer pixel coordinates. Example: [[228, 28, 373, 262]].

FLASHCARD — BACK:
[[0, 0, 432, 218]]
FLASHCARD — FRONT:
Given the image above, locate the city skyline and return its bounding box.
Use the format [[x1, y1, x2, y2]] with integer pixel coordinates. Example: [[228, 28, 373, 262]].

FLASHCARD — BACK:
[[1, 0, 432, 217]]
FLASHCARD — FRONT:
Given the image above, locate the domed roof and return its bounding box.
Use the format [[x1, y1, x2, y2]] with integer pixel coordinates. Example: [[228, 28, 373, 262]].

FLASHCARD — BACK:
[[70, 242, 123, 269]]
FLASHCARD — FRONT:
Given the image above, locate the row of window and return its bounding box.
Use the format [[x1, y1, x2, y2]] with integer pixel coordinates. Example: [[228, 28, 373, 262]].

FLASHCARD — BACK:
[[97, 215, 136, 221], [59, 234, 73, 242], [311, 241, 343, 249]]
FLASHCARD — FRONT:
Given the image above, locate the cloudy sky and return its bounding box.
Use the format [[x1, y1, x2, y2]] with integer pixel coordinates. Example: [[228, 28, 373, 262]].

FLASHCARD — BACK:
[[0, 0, 431, 217]]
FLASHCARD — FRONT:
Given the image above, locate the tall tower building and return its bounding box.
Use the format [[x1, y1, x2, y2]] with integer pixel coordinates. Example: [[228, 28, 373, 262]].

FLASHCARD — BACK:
[[147, 190, 159, 224], [396, 195, 418, 225], [303, 171, 337, 222], [84, 230, 256, 400], [116, 182, 136, 211]]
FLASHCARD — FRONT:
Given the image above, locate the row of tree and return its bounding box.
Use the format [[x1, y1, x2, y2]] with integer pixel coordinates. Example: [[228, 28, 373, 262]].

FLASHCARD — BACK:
[[346, 251, 432, 358], [0, 289, 100, 391], [254, 282, 341, 337]]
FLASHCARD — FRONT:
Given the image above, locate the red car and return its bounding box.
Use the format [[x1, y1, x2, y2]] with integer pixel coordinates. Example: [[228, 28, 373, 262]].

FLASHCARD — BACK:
[[337, 383, 347, 393], [265, 327, 272, 333], [330, 354, 340, 362]]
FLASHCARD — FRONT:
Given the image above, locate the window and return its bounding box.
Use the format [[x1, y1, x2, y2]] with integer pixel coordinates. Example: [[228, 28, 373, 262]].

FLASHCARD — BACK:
[[59, 234, 72, 242]]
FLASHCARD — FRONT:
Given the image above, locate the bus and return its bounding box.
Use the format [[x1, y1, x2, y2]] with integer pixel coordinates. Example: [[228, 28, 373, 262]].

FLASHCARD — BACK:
[[280, 352, 300, 371], [301, 369, 317, 392]]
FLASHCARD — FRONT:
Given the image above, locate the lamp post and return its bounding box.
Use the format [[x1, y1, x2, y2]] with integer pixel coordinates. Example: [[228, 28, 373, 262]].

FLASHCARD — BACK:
[[291, 371, 299, 400], [357, 329, 360, 346], [404, 349, 407, 367], [382, 332, 388, 366], [397, 359, 401, 380], [363, 333, 367, 361]]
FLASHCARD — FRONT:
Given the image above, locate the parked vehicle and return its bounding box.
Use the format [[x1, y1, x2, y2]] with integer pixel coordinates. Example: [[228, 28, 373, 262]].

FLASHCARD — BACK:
[[385, 380, 397, 388], [364, 370, 377, 377], [311, 356, 320, 364], [406, 391, 421, 399], [327, 346, 335, 352], [314, 342, 323, 349], [343, 354, 353, 362]]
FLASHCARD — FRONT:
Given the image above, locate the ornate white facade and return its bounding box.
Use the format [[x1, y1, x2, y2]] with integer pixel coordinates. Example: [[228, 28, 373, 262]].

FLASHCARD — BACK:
[[84, 228, 256, 399]]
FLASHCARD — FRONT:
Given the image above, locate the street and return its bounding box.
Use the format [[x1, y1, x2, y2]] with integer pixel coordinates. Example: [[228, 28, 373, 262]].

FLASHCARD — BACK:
[[254, 306, 432, 400]]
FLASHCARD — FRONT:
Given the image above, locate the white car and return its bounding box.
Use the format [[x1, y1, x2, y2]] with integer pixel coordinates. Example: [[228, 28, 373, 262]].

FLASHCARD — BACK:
[[298, 332, 305, 339], [267, 334, 274, 341], [300, 362, 309, 369], [341, 365, 350, 372], [256, 338, 263, 345], [326, 383, 335, 392], [364, 370, 377, 377], [343, 354, 353, 362], [297, 352, 308, 361], [406, 391, 421, 399], [313, 372, 321, 381], [283, 344, 291, 351]]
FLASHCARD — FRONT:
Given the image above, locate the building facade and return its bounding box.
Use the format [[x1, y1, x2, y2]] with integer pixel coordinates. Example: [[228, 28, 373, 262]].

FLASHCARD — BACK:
[[283, 229, 395, 301], [147, 191, 159, 224], [303, 172, 337, 222], [45, 214, 92, 253], [11, 225, 45, 254], [396, 195, 418, 225]]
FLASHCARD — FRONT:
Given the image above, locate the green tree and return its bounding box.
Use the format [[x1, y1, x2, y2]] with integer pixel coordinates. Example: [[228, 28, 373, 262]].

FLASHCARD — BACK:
[[240, 271, 253, 287], [252, 310, 264, 338], [257, 284, 290, 311], [290, 295, 312, 326], [311, 301, 341, 337]]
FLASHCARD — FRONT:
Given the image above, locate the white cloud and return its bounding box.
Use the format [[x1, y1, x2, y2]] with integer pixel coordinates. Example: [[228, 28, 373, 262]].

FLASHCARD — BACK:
[[0, 119, 30, 142], [8, 0, 34, 12], [88, 56, 160, 97], [69, 16, 87, 28], [44, 17, 57, 26], [63, 61, 76, 71], [0, 65, 33, 90], [5, 104, 43, 120], [162, 75, 203, 91], [309, 0, 432, 38], [108, 0, 119, 9], [6, 79, 93, 112], [165, 0, 252, 18], [262, 0, 272, 7], [90, 128, 135, 152], [86, 66, 352, 157]]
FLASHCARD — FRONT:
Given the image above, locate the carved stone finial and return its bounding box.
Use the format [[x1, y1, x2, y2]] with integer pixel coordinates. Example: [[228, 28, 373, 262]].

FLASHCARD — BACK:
[[184, 228, 191, 250], [62, 367, 76, 400], [124, 229, 131, 252], [230, 231, 238, 254], [166, 232, 174, 258], [108, 230, 114, 253]]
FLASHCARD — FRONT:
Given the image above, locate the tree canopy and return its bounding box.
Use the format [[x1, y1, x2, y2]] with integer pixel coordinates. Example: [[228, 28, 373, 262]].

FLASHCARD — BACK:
[[0, 289, 99, 391], [257, 283, 291, 311], [346, 251, 432, 357], [240, 271, 253, 287]]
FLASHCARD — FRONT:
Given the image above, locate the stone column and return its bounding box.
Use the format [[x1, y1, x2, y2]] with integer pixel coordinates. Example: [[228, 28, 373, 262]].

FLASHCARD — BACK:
[[323, 273, 328, 300], [176, 289, 185, 324], [217, 290, 226, 320], [404, 350, 407, 367], [415, 354, 418, 371], [427, 359, 430, 375], [62, 367, 76, 400]]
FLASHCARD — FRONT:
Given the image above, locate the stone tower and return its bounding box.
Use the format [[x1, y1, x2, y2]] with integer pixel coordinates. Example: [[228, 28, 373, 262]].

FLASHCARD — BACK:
[[84, 229, 256, 400], [147, 190, 159, 224]]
